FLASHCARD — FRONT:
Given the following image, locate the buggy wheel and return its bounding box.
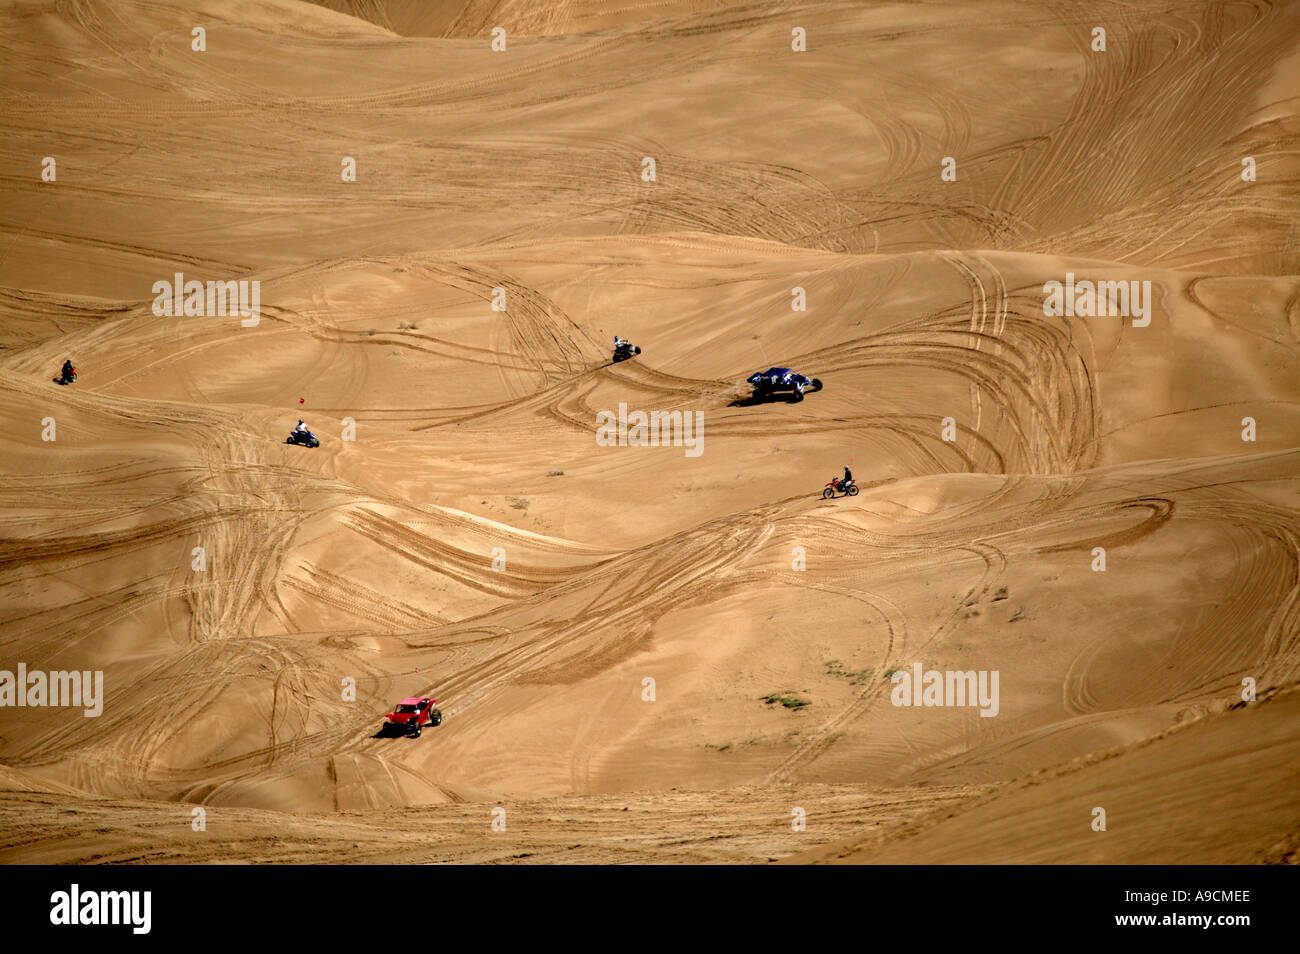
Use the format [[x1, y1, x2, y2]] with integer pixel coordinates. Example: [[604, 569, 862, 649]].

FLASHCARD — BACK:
[[633, 346, 641, 355], [811, 378, 823, 391], [822, 487, 835, 499], [430, 710, 442, 727], [792, 388, 804, 402]]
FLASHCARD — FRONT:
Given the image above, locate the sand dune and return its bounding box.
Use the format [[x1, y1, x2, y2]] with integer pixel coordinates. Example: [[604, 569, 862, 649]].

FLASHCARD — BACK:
[[1, 0, 1297, 864]]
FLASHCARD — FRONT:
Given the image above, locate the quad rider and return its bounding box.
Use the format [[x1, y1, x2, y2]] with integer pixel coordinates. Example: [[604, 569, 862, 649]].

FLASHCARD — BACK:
[[612, 335, 640, 362], [60, 358, 76, 384]]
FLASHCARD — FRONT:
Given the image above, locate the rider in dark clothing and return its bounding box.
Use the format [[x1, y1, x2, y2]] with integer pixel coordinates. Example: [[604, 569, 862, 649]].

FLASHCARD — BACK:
[[61, 359, 75, 382], [837, 465, 853, 492]]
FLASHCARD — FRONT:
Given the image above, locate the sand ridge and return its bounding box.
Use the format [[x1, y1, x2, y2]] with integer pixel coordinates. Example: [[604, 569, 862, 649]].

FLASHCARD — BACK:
[[0, 0, 1297, 863]]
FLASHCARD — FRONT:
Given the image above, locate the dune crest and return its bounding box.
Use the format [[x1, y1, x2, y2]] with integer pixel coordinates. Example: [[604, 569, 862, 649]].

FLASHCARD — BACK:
[[1, 0, 1297, 864]]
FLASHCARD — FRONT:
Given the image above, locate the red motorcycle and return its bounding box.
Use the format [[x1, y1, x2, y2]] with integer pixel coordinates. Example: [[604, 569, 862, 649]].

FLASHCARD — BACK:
[[822, 477, 858, 499]]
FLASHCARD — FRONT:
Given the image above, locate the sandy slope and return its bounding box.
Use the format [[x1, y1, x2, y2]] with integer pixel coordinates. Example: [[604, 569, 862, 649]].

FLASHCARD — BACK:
[[1, 0, 1297, 863]]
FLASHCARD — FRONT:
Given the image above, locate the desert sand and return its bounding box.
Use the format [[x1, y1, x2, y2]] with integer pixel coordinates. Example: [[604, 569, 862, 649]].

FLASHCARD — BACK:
[[1, 0, 1297, 864]]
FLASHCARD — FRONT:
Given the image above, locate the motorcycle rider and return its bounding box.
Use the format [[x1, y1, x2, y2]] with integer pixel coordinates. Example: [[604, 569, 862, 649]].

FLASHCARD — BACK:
[[836, 464, 853, 493], [61, 358, 75, 383]]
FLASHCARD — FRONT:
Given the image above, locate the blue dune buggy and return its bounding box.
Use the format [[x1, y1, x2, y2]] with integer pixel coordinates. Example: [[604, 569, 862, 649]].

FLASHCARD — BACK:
[[746, 367, 823, 402]]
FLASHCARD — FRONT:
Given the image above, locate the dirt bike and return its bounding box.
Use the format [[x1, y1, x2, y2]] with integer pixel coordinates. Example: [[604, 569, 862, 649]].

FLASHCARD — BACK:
[[612, 341, 641, 363], [822, 477, 858, 499], [57, 366, 77, 386], [286, 429, 320, 448]]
